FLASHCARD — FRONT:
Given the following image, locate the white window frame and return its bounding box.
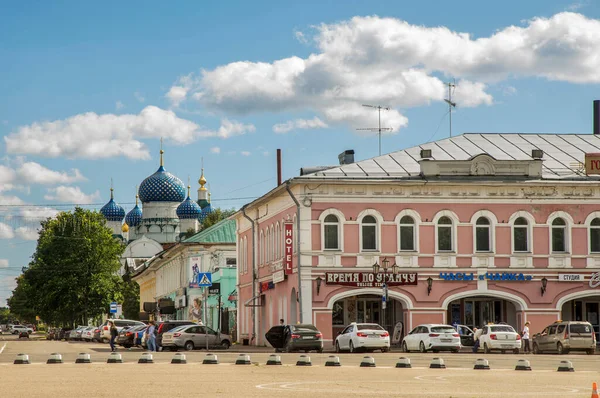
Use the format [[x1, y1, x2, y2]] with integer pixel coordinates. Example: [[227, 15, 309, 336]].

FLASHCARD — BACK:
[[259, 230, 264, 266], [433, 210, 459, 253], [270, 225, 274, 262], [509, 212, 535, 254], [547, 211, 573, 254], [358, 209, 383, 253], [275, 222, 280, 259], [470, 210, 498, 253], [319, 208, 346, 251], [395, 209, 421, 252], [586, 212, 600, 254]]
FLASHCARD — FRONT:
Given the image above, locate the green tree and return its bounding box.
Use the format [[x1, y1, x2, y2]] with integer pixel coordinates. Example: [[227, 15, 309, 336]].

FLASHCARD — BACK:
[[9, 208, 124, 327], [6, 276, 37, 323], [120, 276, 140, 320], [201, 208, 236, 230], [0, 306, 14, 324]]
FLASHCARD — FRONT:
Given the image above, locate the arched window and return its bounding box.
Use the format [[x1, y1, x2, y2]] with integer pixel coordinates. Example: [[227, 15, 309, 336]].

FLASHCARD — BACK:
[[275, 223, 280, 259], [399, 215, 415, 251], [270, 226, 275, 261], [552, 218, 567, 253], [475, 217, 491, 252], [437, 216, 453, 251], [324, 214, 340, 250], [591, 218, 600, 253], [259, 230, 264, 265], [513, 217, 529, 252], [266, 228, 270, 263], [361, 215, 377, 251]]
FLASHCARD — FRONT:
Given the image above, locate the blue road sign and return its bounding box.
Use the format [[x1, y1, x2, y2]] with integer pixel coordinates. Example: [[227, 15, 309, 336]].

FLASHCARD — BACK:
[[197, 272, 212, 287], [110, 302, 118, 313]]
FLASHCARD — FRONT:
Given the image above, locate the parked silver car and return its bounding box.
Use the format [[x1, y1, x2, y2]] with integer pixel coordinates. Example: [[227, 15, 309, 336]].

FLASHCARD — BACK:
[[161, 324, 231, 351]]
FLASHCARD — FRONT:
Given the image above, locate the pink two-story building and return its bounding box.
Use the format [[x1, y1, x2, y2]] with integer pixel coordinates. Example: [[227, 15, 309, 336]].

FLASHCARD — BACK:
[[235, 132, 600, 347]]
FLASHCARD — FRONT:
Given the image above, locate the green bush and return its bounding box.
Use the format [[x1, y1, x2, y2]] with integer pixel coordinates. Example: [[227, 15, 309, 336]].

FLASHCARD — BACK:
[[36, 324, 46, 332]]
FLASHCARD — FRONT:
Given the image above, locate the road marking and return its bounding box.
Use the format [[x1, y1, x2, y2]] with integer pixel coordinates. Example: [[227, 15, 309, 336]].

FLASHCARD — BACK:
[[0, 343, 6, 354]]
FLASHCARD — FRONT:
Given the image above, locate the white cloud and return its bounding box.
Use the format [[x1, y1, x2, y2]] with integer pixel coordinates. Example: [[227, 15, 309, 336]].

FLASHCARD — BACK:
[[0, 259, 7, 268], [210, 147, 221, 154], [0, 222, 14, 239], [134, 92, 145, 103], [168, 12, 600, 132], [294, 30, 308, 44], [116, 101, 125, 110], [0, 165, 16, 185], [0, 194, 25, 205], [273, 117, 328, 133], [241, 151, 251, 156], [17, 162, 86, 185], [503, 86, 517, 96], [19, 207, 59, 220], [15, 226, 39, 241], [567, 1, 589, 11], [44, 186, 100, 204], [166, 86, 188, 107], [4, 106, 255, 160]]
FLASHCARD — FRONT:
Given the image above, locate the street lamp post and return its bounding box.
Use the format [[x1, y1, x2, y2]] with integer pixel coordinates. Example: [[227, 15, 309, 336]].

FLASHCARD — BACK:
[[372, 257, 399, 333]]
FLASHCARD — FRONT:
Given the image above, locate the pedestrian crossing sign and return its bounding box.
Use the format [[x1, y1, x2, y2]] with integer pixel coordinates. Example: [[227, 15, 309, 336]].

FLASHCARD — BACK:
[[197, 272, 212, 287]]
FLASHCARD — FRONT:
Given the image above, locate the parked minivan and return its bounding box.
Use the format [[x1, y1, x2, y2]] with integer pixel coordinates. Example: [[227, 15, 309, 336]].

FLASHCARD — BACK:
[[532, 321, 596, 355], [99, 319, 145, 343]]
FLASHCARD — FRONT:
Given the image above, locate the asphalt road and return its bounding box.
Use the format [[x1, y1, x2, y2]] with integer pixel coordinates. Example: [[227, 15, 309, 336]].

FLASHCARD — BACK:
[[2, 334, 600, 397]]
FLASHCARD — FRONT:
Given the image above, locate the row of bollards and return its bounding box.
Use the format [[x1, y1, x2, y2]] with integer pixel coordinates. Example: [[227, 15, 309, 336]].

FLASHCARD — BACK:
[[11, 352, 576, 371]]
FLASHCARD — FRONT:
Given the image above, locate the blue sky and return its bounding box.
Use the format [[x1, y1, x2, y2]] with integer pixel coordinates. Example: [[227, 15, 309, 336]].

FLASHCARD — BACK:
[[0, 0, 599, 303]]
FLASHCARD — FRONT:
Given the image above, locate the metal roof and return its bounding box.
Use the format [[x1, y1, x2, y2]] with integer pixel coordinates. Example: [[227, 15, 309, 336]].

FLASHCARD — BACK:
[[304, 133, 600, 180], [183, 219, 237, 244]]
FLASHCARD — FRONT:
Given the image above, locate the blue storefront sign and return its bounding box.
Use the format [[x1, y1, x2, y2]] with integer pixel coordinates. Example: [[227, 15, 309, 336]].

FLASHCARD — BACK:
[[439, 272, 533, 281]]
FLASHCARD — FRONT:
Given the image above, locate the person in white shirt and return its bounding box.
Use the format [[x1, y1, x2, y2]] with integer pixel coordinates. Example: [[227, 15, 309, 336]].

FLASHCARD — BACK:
[[522, 321, 531, 353]]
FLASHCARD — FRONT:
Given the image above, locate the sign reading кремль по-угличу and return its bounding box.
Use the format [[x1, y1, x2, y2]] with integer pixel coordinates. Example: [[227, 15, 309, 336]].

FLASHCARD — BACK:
[[438, 272, 533, 281], [325, 272, 417, 287]]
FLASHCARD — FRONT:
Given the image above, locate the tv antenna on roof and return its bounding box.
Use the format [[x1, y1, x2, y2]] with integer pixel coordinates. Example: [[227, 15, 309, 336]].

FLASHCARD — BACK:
[[444, 80, 457, 137], [357, 104, 393, 156]]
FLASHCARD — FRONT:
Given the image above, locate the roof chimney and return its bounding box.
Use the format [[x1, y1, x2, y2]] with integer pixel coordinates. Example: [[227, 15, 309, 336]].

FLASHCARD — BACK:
[[420, 149, 432, 159], [338, 150, 355, 165], [594, 100, 600, 135], [532, 149, 543, 159]]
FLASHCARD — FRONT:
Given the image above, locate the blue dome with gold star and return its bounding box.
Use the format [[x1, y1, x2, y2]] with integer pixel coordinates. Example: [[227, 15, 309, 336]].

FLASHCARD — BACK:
[[125, 201, 143, 227], [100, 189, 125, 222], [138, 149, 186, 203], [177, 195, 202, 219]]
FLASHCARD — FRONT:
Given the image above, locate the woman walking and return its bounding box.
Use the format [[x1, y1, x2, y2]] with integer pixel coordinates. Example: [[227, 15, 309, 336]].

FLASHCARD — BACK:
[[522, 321, 531, 353], [109, 321, 118, 352]]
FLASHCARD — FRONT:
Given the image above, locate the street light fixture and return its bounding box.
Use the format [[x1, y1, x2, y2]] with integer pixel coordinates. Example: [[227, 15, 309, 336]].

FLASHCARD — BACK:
[[371, 257, 399, 333], [427, 277, 433, 296], [372, 261, 380, 275], [540, 277, 548, 296], [316, 276, 323, 295]]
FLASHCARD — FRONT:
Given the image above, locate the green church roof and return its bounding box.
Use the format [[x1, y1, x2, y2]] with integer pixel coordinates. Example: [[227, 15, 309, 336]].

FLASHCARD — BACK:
[[183, 219, 236, 244]]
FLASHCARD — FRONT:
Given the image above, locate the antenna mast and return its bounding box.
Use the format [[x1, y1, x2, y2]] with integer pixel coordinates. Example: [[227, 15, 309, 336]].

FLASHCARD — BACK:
[[444, 80, 457, 137], [357, 104, 392, 156]]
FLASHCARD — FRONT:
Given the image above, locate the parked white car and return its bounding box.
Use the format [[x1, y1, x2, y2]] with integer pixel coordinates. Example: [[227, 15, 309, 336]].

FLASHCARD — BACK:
[[334, 323, 390, 353], [402, 324, 461, 353], [477, 324, 521, 354], [9, 325, 33, 335]]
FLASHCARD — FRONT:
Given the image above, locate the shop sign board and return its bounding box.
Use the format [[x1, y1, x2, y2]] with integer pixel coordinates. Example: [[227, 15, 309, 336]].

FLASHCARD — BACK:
[[590, 272, 600, 288], [325, 272, 417, 287], [585, 153, 600, 175], [558, 274, 584, 282], [273, 270, 285, 284], [439, 272, 533, 281], [284, 223, 293, 275]]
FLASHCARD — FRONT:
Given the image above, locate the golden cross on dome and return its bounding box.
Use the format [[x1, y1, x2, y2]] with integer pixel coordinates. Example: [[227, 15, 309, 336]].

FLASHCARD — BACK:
[[135, 185, 139, 205], [110, 178, 114, 199], [187, 176, 191, 197], [160, 137, 164, 167]]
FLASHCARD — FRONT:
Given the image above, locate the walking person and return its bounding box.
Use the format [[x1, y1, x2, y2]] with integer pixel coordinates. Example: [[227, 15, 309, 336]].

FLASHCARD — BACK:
[[146, 320, 157, 352], [522, 321, 531, 353], [109, 321, 118, 352]]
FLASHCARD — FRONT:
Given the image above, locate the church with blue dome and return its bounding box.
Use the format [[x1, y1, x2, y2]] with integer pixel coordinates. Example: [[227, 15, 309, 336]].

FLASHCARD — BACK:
[[98, 145, 213, 247]]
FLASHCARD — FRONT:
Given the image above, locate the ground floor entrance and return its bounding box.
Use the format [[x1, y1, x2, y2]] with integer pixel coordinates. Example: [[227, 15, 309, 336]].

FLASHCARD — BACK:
[[332, 295, 404, 340], [561, 296, 600, 342], [447, 296, 518, 330]]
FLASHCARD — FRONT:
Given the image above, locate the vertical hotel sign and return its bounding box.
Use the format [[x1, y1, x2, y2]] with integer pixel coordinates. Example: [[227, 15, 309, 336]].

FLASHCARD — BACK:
[[284, 222, 293, 275], [585, 153, 600, 175]]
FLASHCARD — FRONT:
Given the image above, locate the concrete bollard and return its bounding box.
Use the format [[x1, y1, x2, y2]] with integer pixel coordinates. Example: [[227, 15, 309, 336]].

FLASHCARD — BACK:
[[474, 358, 490, 370], [47, 353, 63, 364], [14, 353, 30, 365], [138, 352, 154, 364], [235, 354, 251, 365], [557, 360, 574, 372], [171, 353, 187, 364], [296, 354, 312, 366], [202, 353, 219, 364], [515, 359, 531, 371], [107, 352, 123, 364], [324, 355, 341, 367], [360, 356, 376, 368], [395, 357, 412, 368], [429, 357, 446, 369], [266, 354, 282, 365], [75, 353, 92, 364]]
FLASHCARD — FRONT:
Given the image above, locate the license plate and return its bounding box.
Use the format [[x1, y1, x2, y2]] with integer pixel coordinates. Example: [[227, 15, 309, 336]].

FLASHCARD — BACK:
[[441, 339, 452, 342], [302, 336, 313, 339], [501, 344, 512, 348], [368, 334, 379, 338]]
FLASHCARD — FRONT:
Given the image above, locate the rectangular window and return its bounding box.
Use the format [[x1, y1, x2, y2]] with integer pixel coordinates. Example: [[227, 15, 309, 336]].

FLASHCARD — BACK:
[[362, 226, 376, 250], [476, 227, 490, 252], [552, 229, 565, 252], [400, 226, 414, 251], [513, 227, 528, 252], [324, 224, 339, 250], [592, 229, 600, 253], [438, 227, 452, 251]]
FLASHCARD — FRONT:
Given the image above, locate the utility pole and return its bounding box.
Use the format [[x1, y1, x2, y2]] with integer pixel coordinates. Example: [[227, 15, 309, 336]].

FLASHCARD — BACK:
[[357, 104, 392, 156], [444, 80, 457, 137]]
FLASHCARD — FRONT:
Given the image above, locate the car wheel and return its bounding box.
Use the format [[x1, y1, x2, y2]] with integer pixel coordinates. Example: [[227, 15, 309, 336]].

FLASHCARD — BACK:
[[402, 342, 409, 353], [513, 348, 520, 354], [184, 341, 195, 351], [335, 341, 341, 353], [102, 338, 109, 344], [317, 348, 323, 354], [221, 340, 231, 350], [451, 349, 459, 353], [483, 343, 490, 354], [557, 342, 564, 355], [533, 343, 540, 355], [501, 350, 505, 354], [381, 347, 389, 353], [587, 349, 595, 355], [349, 341, 355, 353], [419, 341, 426, 353], [432, 349, 439, 353]]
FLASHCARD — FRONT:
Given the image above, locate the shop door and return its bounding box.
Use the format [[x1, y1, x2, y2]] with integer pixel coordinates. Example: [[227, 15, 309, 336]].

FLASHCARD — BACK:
[[585, 303, 599, 342], [464, 300, 496, 329]]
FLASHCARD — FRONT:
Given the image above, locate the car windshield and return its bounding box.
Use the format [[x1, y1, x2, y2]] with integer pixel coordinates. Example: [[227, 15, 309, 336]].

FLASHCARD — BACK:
[[169, 325, 189, 333], [290, 324, 318, 332], [570, 324, 592, 333], [431, 326, 455, 333], [490, 326, 515, 333], [357, 324, 384, 331]]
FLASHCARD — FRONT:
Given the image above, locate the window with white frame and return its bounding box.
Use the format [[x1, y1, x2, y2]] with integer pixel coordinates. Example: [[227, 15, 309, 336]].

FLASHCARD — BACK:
[[266, 229, 270, 263], [275, 223, 280, 259], [552, 218, 567, 253], [591, 218, 600, 253], [399, 215, 415, 251], [475, 217, 491, 252], [324, 214, 340, 250], [513, 217, 529, 252], [270, 226, 274, 261], [293, 215, 297, 253], [259, 231, 264, 265], [361, 215, 377, 251], [437, 216, 453, 252]]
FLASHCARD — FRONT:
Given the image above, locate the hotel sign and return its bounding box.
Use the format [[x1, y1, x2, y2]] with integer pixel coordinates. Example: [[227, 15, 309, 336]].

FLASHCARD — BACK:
[[325, 272, 418, 287], [585, 153, 600, 175], [284, 223, 293, 275]]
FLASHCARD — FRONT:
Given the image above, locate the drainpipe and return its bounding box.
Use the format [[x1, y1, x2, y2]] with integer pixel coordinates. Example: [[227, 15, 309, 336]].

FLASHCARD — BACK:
[[241, 205, 257, 344], [285, 180, 303, 323]]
